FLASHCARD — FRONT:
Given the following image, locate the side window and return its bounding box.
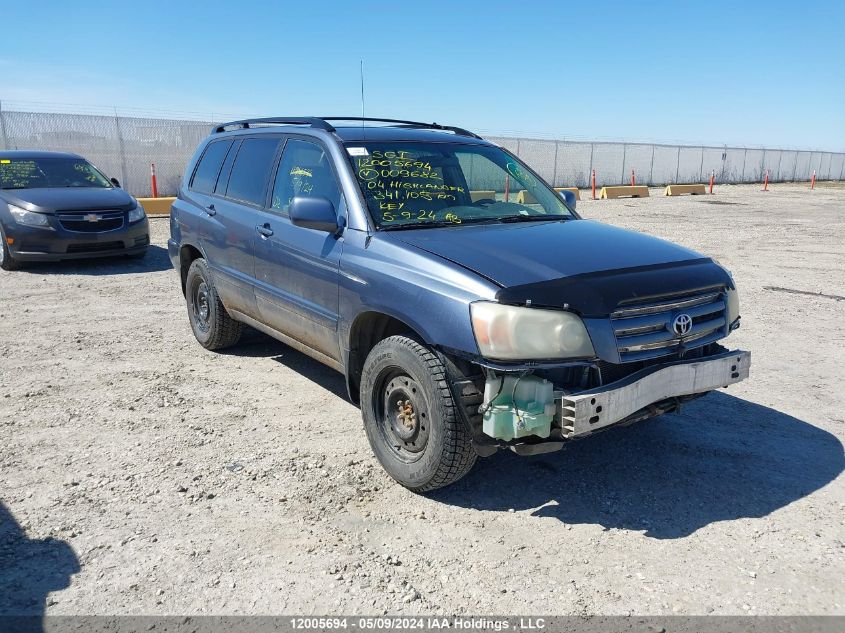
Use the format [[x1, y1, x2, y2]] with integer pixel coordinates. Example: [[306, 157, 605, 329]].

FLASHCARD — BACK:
[[190, 140, 232, 194], [225, 137, 280, 206], [270, 139, 341, 215], [214, 139, 241, 195]]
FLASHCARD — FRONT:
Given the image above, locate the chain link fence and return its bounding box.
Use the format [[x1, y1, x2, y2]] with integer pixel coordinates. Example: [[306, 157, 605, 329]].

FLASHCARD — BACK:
[[1, 108, 842, 197]]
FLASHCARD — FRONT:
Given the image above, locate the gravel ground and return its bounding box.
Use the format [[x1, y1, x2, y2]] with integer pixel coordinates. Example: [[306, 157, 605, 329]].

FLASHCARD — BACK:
[[1, 183, 843, 616]]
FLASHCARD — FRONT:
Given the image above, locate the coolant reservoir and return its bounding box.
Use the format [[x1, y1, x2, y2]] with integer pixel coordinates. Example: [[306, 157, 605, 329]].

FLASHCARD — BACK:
[[482, 375, 555, 441]]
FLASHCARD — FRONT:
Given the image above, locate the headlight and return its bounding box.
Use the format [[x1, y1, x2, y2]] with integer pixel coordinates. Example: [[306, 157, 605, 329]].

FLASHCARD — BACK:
[[726, 287, 740, 324], [470, 301, 595, 360], [9, 203, 49, 227], [128, 203, 146, 223]]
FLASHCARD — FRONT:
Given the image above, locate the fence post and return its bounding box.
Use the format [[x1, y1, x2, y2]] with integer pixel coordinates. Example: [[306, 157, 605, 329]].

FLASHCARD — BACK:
[[588, 143, 594, 189], [840, 155, 845, 181], [648, 144, 655, 185], [621, 143, 627, 185], [775, 151, 783, 183], [792, 152, 799, 182], [698, 146, 704, 183], [552, 141, 559, 187], [113, 108, 129, 192], [741, 148, 747, 183], [0, 100, 9, 150], [675, 146, 681, 183]]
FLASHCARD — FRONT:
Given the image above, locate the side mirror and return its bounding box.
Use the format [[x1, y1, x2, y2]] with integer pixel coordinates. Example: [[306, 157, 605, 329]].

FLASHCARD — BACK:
[[289, 196, 340, 233], [110, 177, 121, 188], [559, 190, 576, 210]]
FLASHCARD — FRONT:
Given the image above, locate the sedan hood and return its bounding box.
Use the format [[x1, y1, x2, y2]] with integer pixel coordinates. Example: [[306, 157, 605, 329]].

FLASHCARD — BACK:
[[1, 187, 136, 213], [388, 219, 732, 315]]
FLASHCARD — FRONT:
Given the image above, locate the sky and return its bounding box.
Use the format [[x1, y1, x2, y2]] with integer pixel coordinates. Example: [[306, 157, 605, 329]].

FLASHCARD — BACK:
[[2, 0, 843, 150]]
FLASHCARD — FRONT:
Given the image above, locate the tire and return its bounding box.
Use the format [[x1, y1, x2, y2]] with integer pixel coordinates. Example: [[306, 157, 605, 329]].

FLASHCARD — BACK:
[[0, 224, 23, 271], [184, 258, 242, 350], [360, 335, 476, 492]]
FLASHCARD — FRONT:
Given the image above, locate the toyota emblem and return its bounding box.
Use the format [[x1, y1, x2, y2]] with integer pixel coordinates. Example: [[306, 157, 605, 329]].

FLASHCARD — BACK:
[[672, 313, 693, 336]]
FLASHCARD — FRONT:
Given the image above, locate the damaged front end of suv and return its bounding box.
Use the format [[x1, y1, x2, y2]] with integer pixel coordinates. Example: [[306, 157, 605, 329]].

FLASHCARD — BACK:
[[456, 261, 747, 457]]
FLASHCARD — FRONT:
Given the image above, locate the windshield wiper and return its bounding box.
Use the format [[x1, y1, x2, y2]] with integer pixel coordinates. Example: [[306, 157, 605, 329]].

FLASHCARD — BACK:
[[496, 214, 571, 223]]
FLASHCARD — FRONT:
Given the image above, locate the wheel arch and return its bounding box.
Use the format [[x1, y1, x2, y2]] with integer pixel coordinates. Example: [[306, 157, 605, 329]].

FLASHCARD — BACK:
[[178, 242, 205, 295], [345, 310, 430, 405]]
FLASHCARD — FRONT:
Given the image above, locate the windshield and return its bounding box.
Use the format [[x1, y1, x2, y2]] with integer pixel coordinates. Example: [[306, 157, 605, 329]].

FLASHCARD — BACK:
[[345, 141, 574, 229], [0, 157, 112, 190]]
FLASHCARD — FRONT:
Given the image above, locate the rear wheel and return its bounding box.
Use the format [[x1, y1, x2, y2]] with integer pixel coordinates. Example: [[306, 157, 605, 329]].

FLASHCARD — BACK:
[[360, 335, 476, 492], [0, 225, 23, 271], [185, 258, 242, 350]]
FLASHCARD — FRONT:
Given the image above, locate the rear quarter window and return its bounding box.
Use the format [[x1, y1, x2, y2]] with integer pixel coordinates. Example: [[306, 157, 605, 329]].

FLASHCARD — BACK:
[[190, 140, 233, 194]]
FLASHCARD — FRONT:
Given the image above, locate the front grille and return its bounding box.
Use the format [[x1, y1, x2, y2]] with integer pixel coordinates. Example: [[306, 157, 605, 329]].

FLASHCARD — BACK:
[[66, 241, 124, 254], [611, 289, 728, 362], [58, 211, 124, 233]]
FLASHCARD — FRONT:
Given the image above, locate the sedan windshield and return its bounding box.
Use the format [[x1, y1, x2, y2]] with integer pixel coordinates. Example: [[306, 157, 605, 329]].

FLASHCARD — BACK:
[[0, 157, 112, 190], [345, 141, 574, 229]]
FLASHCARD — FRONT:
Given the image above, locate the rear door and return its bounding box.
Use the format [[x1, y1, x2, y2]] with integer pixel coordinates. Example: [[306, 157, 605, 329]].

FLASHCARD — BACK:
[[201, 136, 281, 317], [253, 136, 344, 361]]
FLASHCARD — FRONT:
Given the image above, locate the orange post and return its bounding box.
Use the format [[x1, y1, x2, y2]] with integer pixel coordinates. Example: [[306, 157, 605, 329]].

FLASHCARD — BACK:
[[811, 170, 816, 189], [709, 171, 715, 194], [591, 169, 597, 200], [762, 169, 769, 192], [630, 169, 636, 187], [150, 163, 159, 198]]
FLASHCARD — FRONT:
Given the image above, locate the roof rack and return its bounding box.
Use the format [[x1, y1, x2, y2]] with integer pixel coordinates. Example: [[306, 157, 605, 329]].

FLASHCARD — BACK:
[[212, 116, 481, 139], [213, 117, 336, 134], [319, 117, 482, 139]]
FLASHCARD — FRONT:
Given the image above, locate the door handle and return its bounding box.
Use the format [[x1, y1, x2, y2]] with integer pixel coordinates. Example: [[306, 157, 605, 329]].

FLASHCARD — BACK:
[[256, 223, 274, 237], [205, 203, 216, 216]]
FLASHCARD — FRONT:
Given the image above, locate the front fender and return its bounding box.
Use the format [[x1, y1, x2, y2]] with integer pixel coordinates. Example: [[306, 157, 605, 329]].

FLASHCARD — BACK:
[[338, 229, 499, 358]]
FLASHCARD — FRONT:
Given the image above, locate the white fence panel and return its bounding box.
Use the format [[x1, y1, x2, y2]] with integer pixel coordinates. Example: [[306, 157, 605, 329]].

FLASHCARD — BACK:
[[555, 142, 592, 188]]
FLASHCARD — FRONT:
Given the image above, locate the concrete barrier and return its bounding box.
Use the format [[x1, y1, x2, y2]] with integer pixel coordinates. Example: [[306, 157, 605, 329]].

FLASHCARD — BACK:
[[665, 184, 707, 196], [470, 190, 497, 202], [599, 186, 650, 199], [554, 187, 581, 200], [137, 197, 176, 216], [516, 190, 537, 204]]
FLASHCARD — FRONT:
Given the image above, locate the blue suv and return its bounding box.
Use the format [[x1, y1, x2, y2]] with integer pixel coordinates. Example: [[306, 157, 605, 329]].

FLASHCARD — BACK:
[[169, 117, 749, 492]]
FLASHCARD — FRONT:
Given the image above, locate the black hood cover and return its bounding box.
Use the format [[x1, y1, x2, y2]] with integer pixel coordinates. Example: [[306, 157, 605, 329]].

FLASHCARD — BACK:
[[496, 258, 734, 317]]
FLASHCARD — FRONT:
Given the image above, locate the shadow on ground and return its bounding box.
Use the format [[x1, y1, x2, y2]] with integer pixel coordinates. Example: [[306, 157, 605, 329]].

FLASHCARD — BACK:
[[225, 328, 349, 400], [0, 502, 79, 627], [15, 245, 171, 275], [210, 331, 845, 539], [433, 391, 844, 538]]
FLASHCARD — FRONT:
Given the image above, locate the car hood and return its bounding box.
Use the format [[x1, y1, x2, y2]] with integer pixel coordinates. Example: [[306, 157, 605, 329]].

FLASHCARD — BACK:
[[1, 187, 136, 213], [388, 219, 732, 315]]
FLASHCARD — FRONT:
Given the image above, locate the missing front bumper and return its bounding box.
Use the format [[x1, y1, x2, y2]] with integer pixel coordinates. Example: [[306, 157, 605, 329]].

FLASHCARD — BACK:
[[559, 349, 751, 438]]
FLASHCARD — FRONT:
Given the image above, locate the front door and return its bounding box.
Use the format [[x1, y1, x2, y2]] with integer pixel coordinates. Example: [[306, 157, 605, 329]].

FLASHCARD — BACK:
[[253, 137, 344, 361]]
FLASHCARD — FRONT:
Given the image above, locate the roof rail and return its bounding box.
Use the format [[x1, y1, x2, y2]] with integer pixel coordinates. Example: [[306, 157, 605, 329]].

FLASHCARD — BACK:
[[212, 117, 336, 134], [212, 116, 482, 139], [319, 117, 482, 139]]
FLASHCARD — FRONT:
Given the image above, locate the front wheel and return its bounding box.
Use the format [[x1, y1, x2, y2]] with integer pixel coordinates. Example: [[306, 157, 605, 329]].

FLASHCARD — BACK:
[[184, 258, 242, 350], [0, 224, 23, 271], [360, 335, 476, 492]]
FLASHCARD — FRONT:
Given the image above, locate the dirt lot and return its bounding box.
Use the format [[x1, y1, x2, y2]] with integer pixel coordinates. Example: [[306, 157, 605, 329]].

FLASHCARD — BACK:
[[1, 183, 843, 616]]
